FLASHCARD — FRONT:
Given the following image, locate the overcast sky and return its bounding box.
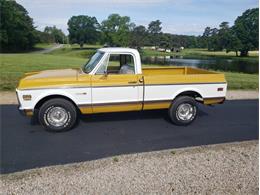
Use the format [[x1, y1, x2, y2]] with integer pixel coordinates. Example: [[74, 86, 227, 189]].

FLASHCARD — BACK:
[[16, 0, 258, 35]]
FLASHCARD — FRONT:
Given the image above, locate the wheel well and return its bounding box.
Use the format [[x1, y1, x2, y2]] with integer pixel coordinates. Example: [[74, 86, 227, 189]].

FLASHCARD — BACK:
[[175, 91, 203, 101], [34, 95, 80, 112]]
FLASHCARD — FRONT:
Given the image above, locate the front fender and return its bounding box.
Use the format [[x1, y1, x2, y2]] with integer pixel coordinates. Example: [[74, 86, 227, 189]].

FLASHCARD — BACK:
[[31, 89, 79, 109]]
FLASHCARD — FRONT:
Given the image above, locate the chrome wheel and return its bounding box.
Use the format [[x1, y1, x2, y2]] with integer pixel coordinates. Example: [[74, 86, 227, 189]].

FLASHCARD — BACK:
[[46, 106, 69, 127], [176, 103, 196, 121]]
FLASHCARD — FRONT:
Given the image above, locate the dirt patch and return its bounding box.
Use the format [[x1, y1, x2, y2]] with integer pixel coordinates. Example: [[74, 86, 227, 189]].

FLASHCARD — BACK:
[[1, 140, 258, 194], [227, 90, 258, 100], [0, 92, 17, 104]]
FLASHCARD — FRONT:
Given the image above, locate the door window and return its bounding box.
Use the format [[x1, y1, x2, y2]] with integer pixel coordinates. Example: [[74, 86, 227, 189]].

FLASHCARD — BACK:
[[96, 54, 135, 75]]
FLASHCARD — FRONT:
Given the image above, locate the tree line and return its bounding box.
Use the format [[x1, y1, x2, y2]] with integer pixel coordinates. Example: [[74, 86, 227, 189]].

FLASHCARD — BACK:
[[0, 0, 258, 57], [67, 14, 200, 49], [0, 0, 66, 52], [201, 8, 258, 56]]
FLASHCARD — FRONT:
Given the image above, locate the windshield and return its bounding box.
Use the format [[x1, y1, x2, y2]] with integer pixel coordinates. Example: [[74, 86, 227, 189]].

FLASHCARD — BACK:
[[82, 51, 104, 73]]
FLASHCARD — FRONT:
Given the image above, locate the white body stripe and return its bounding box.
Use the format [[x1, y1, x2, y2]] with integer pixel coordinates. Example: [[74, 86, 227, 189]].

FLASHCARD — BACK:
[[144, 83, 227, 101], [17, 83, 227, 110], [91, 86, 143, 104], [17, 88, 91, 110]]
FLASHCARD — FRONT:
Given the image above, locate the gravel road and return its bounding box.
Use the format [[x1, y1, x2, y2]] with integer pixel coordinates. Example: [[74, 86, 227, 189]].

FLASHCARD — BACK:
[[32, 44, 64, 54], [1, 141, 258, 194]]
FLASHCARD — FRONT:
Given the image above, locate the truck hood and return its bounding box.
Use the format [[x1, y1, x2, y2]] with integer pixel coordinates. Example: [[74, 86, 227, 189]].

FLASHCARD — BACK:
[[17, 69, 84, 90]]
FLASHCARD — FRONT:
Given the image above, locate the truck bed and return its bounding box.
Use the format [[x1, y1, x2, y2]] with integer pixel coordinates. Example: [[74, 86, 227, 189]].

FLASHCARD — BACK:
[[142, 66, 226, 85], [143, 66, 217, 75]]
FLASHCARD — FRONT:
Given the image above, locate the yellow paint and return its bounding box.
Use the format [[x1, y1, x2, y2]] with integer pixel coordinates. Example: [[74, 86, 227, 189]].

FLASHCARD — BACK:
[[142, 67, 226, 85], [17, 68, 91, 90], [25, 110, 33, 116], [204, 98, 225, 105], [79, 106, 93, 114], [90, 74, 141, 87], [79, 103, 141, 114], [18, 67, 226, 90], [143, 101, 171, 110], [79, 97, 224, 114]]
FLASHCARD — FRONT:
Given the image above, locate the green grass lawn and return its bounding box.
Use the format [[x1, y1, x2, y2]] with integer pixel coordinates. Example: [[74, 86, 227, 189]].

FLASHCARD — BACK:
[[49, 44, 259, 61], [34, 43, 56, 49], [0, 46, 258, 91], [0, 53, 86, 90], [49, 44, 100, 58], [225, 72, 258, 90]]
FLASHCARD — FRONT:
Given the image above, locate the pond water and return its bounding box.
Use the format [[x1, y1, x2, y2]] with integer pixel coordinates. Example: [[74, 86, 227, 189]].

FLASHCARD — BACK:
[[141, 56, 259, 74]]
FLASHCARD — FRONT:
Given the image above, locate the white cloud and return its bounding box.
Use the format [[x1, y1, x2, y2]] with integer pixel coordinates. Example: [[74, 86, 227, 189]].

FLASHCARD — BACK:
[[17, 0, 171, 7], [163, 23, 205, 35], [34, 18, 69, 33]]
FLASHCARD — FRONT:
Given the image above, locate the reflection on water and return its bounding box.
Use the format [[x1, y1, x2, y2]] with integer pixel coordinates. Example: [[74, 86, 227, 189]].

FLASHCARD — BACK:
[[141, 56, 259, 74]]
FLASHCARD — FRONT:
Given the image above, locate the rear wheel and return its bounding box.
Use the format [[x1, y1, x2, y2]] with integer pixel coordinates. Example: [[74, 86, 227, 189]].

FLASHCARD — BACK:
[[168, 96, 197, 126], [38, 98, 77, 132]]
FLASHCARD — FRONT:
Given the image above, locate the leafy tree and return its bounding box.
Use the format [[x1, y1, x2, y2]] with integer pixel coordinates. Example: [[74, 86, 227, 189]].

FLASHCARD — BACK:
[[233, 8, 259, 56], [159, 33, 171, 49], [44, 26, 66, 43], [67, 15, 99, 48], [148, 20, 162, 47], [202, 27, 211, 50], [148, 20, 162, 34], [0, 0, 37, 52], [226, 31, 242, 56], [210, 28, 222, 51], [218, 22, 231, 50], [101, 14, 135, 46], [35, 30, 55, 43], [130, 25, 147, 48], [202, 27, 222, 51]]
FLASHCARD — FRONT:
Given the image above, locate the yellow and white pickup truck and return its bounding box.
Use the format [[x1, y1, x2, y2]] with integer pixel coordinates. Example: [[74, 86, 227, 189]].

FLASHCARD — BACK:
[[16, 48, 227, 132]]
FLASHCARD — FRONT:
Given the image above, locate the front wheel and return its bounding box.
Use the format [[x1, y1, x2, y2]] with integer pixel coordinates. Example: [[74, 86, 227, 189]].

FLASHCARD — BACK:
[[168, 96, 197, 126], [38, 98, 77, 132]]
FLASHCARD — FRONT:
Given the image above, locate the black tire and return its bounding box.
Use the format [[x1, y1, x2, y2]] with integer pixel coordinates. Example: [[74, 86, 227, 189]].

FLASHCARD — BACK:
[[168, 96, 197, 126], [38, 98, 77, 132]]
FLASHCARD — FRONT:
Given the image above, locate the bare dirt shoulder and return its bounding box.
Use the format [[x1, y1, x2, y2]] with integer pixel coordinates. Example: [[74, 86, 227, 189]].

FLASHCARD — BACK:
[[1, 140, 258, 194], [0, 90, 258, 105], [226, 90, 259, 100]]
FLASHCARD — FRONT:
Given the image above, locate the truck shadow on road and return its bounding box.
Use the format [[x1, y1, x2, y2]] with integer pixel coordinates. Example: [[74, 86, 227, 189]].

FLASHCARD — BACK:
[[1, 100, 258, 174]]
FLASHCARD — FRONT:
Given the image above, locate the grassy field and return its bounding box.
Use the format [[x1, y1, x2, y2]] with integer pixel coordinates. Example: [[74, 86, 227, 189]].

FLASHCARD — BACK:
[[143, 48, 259, 61], [224, 72, 258, 90], [48, 44, 99, 58], [0, 44, 258, 91], [50, 45, 259, 60], [0, 53, 86, 90], [34, 43, 56, 49]]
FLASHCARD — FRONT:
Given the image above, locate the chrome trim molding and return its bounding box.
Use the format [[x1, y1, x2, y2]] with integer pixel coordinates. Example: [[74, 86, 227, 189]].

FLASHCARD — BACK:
[[18, 82, 227, 91], [78, 99, 173, 108]]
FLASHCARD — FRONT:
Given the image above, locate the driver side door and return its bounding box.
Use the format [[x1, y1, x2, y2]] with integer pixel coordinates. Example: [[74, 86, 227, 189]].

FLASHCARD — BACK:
[[91, 53, 143, 113]]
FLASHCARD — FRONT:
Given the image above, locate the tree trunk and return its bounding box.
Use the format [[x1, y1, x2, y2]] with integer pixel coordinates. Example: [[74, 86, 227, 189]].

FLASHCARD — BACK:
[[80, 42, 84, 49], [235, 50, 238, 57], [240, 50, 248, 57]]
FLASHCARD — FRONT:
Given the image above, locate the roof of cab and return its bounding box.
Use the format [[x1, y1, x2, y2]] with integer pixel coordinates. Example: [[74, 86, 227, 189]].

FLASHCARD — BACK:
[[98, 47, 139, 54]]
